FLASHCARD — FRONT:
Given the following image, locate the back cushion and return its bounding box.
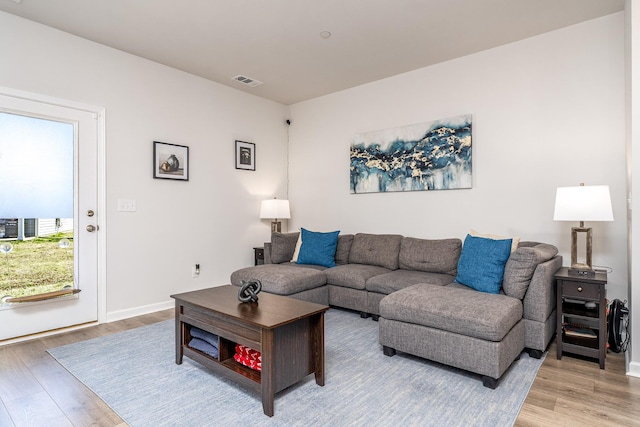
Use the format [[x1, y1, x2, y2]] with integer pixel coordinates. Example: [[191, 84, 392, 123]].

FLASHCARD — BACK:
[[399, 237, 462, 275], [348, 233, 403, 270], [503, 242, 558, 299], [270, 232, 300, 264], [335, 234, 354, 265]]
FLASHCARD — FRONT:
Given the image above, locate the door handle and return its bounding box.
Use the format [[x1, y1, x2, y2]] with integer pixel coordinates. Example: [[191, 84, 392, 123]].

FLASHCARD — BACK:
[[86, 225, 98, 232]]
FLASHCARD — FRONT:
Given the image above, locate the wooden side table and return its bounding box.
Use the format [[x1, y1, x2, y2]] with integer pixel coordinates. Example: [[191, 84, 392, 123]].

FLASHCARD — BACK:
[[555, 267, 607, 369], [254, 247, 264, 265]]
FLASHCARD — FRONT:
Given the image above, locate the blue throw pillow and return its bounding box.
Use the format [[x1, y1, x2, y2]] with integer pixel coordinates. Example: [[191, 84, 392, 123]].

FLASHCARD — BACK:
[[454, 234, 512, 294], [296, 228, 340, 268]]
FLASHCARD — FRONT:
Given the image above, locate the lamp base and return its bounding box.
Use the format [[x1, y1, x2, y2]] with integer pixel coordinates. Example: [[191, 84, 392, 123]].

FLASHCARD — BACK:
[[271, 221, 282, 233], [570, 226, 593, 275]]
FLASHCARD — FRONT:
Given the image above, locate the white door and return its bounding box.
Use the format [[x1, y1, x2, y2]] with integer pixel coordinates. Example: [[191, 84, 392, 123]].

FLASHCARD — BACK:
[[0, 89, 102, 341]]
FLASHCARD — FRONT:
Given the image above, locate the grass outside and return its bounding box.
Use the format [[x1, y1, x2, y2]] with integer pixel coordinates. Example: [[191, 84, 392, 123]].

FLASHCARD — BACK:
[[0, 232, 74, 299]]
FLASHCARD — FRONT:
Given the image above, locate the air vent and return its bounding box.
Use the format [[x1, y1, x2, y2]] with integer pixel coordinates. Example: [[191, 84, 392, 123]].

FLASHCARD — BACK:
[[232, 75, 263, 88]]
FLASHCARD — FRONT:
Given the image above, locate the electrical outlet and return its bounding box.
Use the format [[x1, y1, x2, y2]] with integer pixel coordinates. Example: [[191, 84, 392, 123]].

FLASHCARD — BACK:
[[192, 263, 200, 278]]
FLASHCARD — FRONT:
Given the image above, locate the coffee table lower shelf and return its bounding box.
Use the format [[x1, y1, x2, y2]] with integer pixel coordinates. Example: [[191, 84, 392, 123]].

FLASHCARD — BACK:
[[183, 346, 262, 392]]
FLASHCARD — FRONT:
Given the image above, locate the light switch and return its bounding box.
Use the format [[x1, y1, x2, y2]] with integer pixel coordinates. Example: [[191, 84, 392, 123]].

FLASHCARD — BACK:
[[117, 199, 137, 212]]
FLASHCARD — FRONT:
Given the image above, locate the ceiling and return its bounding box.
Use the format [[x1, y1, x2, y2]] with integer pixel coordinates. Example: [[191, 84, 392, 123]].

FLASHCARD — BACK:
[[0, 0, 625, 105]]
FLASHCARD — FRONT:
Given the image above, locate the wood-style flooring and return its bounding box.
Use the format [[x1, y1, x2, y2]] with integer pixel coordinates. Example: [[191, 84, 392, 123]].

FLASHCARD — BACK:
[[516, 340, 640, 426], [0, 309, 638, 426]]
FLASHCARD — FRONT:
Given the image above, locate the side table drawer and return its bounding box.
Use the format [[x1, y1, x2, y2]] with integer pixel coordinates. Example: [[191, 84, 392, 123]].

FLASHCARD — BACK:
[[562, 281, 600, 300]]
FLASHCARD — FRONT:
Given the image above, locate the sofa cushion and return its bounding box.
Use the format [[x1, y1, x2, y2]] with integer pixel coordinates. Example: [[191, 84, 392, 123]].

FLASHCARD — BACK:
[[296, 228, 340, 268], [348, 233, 403, 270], [470, 229, 520, 253], [380, 284, 522, 342], [270, 232, 300, 264], [324, 264, 391, 290], [335, 234, 354, 265], [290, 233, 302, 262], [503, 242, 558, 299], [292, 233, 353, 264], [454, 234, 512, 294], [399, 237, 461, 275], [365, 269, 454, 295], [230, 264, 326, 295]]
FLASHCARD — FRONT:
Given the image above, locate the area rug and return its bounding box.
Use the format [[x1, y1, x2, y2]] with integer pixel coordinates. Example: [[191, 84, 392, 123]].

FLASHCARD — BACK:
[[48, 309, 544, 427]]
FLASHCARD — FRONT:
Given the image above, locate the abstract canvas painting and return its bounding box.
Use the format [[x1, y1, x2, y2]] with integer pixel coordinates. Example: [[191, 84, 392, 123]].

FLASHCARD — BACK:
[[350, 114, 472, 194]]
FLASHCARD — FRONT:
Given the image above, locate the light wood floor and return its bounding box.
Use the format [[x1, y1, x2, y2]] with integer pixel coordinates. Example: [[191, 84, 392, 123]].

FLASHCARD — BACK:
[[516, 340, 640, 426], [1, 310, 638, 426]]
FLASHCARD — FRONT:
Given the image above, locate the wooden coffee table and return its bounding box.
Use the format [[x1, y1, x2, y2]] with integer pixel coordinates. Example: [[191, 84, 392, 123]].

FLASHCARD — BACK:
[[171, 285, 329, 416]]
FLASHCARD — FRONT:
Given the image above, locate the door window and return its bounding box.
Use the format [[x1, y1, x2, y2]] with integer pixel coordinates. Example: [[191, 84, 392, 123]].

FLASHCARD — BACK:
[[0, 112, 75, 302]]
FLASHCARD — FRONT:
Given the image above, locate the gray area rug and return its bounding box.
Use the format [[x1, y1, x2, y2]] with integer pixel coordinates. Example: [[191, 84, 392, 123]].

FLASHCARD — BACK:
[[48, 308, 543, 426]]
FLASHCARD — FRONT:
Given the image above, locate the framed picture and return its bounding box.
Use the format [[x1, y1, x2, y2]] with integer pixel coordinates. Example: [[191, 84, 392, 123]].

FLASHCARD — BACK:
[[350, 114, 472, 193], [235, 140, 255, 171], [153, 141, 189, 181]]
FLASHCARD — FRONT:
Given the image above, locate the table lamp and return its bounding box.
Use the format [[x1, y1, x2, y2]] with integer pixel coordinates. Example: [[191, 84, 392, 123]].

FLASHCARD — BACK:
[[260, 198, 290, 233], [553, 183, 613, 276]]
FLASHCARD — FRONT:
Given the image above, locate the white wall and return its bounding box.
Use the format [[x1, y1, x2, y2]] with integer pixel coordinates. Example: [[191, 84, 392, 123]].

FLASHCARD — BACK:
[[289, 14, 628, 303], [626, 0, 640, 377], [0, 11, 289, 318]]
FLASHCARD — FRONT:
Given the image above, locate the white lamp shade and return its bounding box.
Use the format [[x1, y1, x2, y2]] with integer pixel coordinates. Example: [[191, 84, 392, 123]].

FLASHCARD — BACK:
[[260, 199, 290, 219], [553, 185, 614, 222]]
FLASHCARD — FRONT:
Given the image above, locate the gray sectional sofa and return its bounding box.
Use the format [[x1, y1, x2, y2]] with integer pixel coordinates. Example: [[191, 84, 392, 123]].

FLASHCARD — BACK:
[[231, 231, 562, 388]]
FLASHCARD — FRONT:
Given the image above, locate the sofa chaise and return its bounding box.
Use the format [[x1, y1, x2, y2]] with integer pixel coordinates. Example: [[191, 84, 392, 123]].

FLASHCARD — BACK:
[[231, 231, 561, 388]]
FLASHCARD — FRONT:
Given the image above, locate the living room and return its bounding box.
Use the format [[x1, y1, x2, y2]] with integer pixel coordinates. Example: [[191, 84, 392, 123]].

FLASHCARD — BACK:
[[0, 0, 638, 425]]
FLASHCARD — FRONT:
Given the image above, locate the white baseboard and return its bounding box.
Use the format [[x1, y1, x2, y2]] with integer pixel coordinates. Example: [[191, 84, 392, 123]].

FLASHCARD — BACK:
[[106, 300, 174, 323], [628, 360, 640, 378]]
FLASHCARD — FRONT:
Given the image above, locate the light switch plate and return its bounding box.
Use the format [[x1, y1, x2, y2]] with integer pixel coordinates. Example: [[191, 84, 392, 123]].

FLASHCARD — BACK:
[[117, 199, 137, 212]]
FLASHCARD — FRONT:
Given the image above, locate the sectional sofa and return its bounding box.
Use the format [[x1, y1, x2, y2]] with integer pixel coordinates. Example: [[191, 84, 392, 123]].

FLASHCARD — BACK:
[[231, 231, 561, 388]]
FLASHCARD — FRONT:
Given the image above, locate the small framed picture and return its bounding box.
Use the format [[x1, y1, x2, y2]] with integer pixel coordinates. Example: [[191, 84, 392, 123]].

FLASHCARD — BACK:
[[235, 140, 255, 171], [153, 141, 189, 181]]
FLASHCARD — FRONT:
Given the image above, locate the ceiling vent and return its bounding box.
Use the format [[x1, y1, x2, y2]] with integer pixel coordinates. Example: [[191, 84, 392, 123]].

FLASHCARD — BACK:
[[232, 75, 263, 88]]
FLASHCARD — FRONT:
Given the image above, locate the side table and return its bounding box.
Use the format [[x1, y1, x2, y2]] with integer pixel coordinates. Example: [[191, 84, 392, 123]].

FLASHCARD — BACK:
[[555, 266, 607, 369], [254, 247, 264, 265]]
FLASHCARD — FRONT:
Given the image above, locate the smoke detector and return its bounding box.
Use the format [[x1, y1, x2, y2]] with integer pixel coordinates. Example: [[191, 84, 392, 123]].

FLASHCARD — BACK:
[[232, 75, 263, 88]]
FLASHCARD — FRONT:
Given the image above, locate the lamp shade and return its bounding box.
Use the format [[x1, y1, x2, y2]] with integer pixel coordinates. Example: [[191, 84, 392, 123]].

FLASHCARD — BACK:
[[260, 199, 290, 219], [553, 185, 614, 222]]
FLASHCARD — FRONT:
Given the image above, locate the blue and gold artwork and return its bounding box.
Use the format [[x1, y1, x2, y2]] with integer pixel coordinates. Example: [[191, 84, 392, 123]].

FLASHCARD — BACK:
[[350, 114, 472, 194]]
